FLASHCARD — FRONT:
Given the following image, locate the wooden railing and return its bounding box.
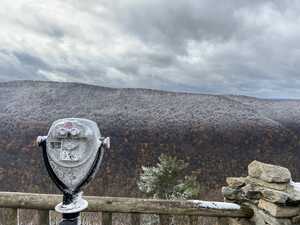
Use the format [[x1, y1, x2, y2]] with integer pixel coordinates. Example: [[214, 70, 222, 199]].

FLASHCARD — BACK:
[[0, 192, 253, 225]]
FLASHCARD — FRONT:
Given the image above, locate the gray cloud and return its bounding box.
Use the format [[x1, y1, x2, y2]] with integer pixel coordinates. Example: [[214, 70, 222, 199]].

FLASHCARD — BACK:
[[0, 0, 300, 98]]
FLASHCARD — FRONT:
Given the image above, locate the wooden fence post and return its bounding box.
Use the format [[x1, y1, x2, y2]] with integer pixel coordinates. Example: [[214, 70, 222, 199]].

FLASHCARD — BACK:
[[159, 214, 171, 225], [217, 217, 229, 225], [131, 213, 141, 225], [36, 210, 49, 225], [1, 208, 18, 225], [189, 215, 198, 225], [102, 212, 112, 225]]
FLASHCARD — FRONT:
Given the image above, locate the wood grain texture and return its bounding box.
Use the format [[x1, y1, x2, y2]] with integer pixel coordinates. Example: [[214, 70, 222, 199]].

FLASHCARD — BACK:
[[0, 208, 18, 225], [102, 212, 112, 225], [36, 210, 49, 225], [0, 192, 252, 218]]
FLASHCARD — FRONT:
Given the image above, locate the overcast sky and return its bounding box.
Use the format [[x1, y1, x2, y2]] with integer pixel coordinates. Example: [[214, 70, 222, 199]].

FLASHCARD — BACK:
[[1, 0, 300, 98]]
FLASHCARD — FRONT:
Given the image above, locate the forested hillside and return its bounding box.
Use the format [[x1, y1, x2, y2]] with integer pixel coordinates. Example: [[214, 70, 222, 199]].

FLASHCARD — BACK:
[[1, 80, 300, 200]]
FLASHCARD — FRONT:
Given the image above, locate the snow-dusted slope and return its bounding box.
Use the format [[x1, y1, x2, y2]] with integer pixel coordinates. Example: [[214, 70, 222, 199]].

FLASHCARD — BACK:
[[1, 80, 300, 200]]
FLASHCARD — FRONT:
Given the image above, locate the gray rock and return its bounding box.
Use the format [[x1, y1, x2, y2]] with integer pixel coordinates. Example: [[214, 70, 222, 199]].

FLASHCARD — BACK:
[[261, 189, 289, 204], [240, 182, 289, 203], [286, 183, 300, 203], [222, 186, 241, 200], [242, 184, 262, 200], [245, 177, 288, 191], [258, 199, 299, 218], [248, 161, 291, 183], [251, 207, 292, 225], [226, 177, 246, 188]]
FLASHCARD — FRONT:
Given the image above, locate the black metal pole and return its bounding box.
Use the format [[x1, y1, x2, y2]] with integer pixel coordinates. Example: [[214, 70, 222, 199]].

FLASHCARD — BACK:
[[59, 212, 80, 225]]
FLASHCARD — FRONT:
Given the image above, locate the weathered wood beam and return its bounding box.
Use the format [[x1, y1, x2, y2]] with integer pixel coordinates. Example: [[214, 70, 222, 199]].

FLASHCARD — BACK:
[[0, 192, 253, 218]]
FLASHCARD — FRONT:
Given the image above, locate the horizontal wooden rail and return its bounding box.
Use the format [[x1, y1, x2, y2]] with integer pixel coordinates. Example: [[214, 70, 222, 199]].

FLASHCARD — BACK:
[[0, 192, 252, 218]]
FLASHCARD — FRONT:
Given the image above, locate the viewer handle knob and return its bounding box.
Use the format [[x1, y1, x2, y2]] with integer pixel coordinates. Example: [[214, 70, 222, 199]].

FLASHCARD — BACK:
[[101, 137, 110, 149], [36, 136, 47, 146]]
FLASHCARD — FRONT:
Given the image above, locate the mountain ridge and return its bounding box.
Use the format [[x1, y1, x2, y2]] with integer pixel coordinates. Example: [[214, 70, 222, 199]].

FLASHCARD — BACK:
[[1, 80, 300, 200]]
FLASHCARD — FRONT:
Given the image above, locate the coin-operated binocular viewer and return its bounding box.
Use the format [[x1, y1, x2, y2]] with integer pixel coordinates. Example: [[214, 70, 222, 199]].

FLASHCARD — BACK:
[[37, 118, 110, 225]]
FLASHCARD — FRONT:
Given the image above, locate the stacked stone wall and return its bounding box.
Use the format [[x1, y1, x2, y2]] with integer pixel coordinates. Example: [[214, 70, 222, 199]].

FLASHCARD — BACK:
[[223, 160, 300, 225]]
